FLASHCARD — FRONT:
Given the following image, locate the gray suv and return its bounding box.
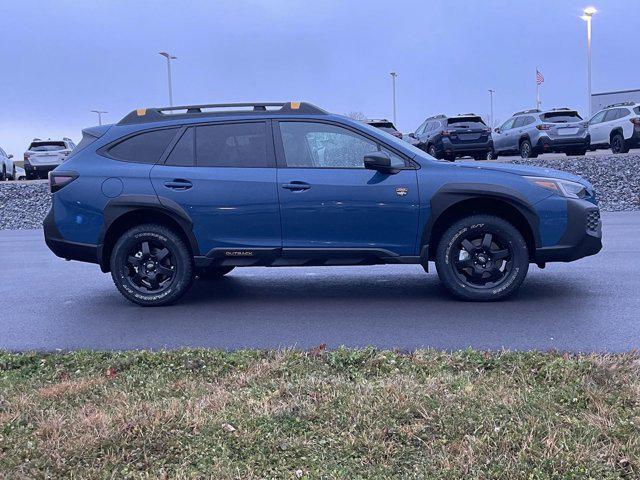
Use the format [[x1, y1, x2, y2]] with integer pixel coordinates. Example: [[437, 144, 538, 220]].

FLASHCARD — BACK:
[[492, 108, 589, 159]]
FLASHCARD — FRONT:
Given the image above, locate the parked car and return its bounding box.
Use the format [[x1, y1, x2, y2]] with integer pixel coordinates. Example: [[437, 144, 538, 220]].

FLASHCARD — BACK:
[[23, 138, 76, 179], [44, 101, 602, 306], [15, 166, 26, 181], [0, 146, 16, 180], [493, 108, 589, 159], [588, 102, 640, 154], [364, 119, 403, 139], [408, 114, 493, 161]]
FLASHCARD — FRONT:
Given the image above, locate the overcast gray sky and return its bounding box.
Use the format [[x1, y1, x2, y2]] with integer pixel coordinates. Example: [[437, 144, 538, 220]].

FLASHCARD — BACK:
[[1, 0, 638, 156]]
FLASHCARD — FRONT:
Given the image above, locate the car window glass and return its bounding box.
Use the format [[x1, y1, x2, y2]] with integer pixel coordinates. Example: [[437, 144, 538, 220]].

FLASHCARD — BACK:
[[500, 119, 515, 130], [381, 147, 406, 168], [416, 121, 428, 135], [513, 117, 525, 128], [590, 111, 606, 124], [108, 128, 178, 164], [603, 109, 618, 122], [196, 122, 270, 168], [618, 108, 631, 119], [165, 128, 195, 166], [634, 107, 640, 115], [280, 122, 378, 168]]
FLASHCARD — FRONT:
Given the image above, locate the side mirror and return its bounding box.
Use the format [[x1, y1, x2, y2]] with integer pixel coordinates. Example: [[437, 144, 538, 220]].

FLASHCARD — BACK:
[[408, 132, 416, 139], [8, 154, 13, 159], [364, 151, 398, 174], [494, 128, 500, 133]]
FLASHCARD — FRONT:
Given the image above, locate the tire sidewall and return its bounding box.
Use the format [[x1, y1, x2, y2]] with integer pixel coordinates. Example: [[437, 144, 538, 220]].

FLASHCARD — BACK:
[[520, 140, 532, 159], [110, 226, 193, 306], [436, 217, 529, 301]]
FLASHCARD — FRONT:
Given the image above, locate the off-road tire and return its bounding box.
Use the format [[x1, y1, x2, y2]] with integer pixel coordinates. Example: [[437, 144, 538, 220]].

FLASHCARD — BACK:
[[435, 215, 529, 301], [110, 223, 194, 306]]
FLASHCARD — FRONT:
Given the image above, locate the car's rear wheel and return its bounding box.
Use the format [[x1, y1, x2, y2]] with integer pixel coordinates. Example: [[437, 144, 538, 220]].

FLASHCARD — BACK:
[[110, 224, 194, 306], [0, 165, 6, 181], [197, 266, 234, 281], [435, 215, 529, 301], [611, 133, 629, 154], [427, 144, 438, 158], [519, 139, 537, 159], [485, 150, 498, 160]]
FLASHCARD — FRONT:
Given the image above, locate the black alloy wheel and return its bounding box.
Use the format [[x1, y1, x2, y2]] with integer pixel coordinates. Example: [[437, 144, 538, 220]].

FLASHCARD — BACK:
[[124, 240, 176, 294], [428, 145, 438, 158], [435, 215, 529, 301], [611, 133, 628, 154], [110, 224, 194, 306]]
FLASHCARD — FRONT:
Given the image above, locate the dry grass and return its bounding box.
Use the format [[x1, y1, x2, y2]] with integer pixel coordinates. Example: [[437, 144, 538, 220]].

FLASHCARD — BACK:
[[1, 348, 639, 479]]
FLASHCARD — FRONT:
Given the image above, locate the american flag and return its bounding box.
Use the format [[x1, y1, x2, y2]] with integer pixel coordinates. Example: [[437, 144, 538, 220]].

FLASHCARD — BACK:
[[536, 69, 544, 85]]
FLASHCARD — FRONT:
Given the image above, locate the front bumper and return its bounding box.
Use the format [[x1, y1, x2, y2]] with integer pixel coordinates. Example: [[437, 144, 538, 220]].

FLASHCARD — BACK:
[[535, 198, 602, 262], [43, 208, 101, 265], [535, 134, 590, 153]]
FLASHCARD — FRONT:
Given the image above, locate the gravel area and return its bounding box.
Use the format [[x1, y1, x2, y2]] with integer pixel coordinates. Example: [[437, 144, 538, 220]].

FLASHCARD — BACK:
[[0, 181, 50, 230], [0, 154, 638, 230], [506, 154, 640, 211]]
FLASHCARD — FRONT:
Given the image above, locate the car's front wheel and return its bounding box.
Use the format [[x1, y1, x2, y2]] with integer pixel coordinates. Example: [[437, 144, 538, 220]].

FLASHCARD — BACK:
[[435, 215, 529, 301], [519, 139, 538, 159], [427, 144, 438, 158], [110, 224, 194, 306]]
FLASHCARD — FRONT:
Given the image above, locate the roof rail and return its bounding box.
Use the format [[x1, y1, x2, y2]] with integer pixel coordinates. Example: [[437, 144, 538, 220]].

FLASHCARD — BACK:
[[456, 113, 478, 116], [32, 138, 42, 142], [118, 102, 327, 125], [604, 101, 637, 109], [426, 114, 447, 120], [513, 108, 541, 116], [549, 107, 573, 111]]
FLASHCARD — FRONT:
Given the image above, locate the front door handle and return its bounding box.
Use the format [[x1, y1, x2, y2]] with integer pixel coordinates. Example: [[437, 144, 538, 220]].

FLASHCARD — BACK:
[[281, 181, 310, 191], [164, 179, 193, 190]]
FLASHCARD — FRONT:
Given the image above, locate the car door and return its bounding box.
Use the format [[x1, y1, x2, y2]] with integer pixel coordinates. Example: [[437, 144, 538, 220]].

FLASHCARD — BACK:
[[274, 120, 420, 257], [493, 118, 515, 153], [588, 110, 607, 145], [150, 121, 281, 256]]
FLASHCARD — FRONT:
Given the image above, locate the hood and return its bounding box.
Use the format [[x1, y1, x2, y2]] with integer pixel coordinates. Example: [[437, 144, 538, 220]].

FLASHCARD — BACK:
[[454, 161, 592, 188]]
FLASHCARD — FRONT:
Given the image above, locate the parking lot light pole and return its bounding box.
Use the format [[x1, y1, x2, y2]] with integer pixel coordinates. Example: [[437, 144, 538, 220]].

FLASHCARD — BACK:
[[159, 52, 177, 107], [488, 89, 495, 128], [390, 72, 398, 125], [581, 7, 597, 117], [90, 110, 107, 126]]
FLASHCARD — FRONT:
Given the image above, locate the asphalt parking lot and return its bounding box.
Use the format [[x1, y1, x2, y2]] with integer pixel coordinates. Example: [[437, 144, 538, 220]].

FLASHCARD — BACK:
[[0, 211, 637, 353]]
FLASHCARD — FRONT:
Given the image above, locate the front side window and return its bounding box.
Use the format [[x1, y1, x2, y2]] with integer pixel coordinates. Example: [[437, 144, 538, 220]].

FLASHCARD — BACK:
[[196, 122, 270, 167], [279, 122, 379, 168], [590, 110, 606, 124], [500, 119, 515, 131], [108, 128, 178, 164]]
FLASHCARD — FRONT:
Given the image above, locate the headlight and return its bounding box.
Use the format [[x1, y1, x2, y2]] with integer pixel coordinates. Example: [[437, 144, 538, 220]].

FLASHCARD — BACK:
[[525, 176, 589, 199]]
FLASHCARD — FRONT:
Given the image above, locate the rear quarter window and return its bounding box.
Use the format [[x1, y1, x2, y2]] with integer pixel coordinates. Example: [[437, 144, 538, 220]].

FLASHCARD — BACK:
[[108, 128, 178, 164]]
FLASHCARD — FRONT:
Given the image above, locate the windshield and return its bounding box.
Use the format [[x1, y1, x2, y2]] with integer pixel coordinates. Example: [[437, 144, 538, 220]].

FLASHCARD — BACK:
[[541, 111, 582, 123], [447, 117, 486, 129], [29, 141, 66, 151]]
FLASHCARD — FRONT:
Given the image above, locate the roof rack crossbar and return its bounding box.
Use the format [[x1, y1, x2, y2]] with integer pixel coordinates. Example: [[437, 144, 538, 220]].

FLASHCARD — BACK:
[[118, 101, 327, 125], [604, 101, 637, 109], [513, 108, 541, 116]]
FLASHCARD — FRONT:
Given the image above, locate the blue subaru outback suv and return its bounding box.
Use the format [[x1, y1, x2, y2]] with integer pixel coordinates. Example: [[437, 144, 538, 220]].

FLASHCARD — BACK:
[[44, 102, 602, 306]]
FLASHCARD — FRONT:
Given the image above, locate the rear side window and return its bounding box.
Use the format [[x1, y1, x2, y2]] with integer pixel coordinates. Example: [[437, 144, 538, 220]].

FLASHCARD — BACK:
[[109, 128, 178, 164], [196, 122, 270, 167], [635, 107, 640, 115], [165, 128, 195, 166], [541, 111, 582, 123]]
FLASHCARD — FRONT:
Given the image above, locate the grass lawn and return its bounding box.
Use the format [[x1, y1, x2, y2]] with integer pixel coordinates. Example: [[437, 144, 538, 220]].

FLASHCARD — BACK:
[[1, 348, 639, 479]]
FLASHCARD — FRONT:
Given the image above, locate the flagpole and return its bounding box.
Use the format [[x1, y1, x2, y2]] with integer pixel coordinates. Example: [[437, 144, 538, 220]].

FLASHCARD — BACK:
[[536, 67, 541, 110]]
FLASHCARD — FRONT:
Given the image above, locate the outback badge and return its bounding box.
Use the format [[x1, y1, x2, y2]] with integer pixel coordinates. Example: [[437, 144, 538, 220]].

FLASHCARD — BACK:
[[396, 187, 408, 197]]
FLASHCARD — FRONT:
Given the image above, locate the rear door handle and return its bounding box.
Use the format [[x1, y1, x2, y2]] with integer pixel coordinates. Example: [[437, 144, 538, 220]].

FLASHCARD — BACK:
[[164, 179, 193, 190], [281, 182, 310, 191]]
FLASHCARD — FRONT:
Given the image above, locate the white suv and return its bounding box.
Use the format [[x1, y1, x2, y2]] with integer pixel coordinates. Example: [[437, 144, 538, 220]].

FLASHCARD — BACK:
[[588, 102, 640, 154], [0, 146, 16, 181], [23, 138, 76, 180]]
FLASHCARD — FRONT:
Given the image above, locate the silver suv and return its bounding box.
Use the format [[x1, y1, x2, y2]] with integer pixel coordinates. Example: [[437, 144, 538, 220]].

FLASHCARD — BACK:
[[492, 108, 589, 159], [24, 138, 76, 180]]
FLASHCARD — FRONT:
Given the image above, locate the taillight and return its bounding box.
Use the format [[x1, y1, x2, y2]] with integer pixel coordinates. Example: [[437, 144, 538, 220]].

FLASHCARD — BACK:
[[536, 124, 552, 131], [49, 172, 78, 193], [24, 153, 29, 162]]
